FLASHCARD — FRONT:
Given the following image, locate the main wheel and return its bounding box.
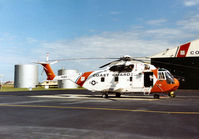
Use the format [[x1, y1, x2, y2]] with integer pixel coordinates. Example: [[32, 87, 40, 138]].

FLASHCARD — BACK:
[[115, 93, 121, 98], [168, 91, 176, 98], [102, 93, 108, 98], [153, 94, 160, 99]]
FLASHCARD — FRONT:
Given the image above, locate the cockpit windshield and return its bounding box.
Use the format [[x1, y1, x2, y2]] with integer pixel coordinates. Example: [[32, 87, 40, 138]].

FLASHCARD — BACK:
[[165, 71, 174, 84], [158, 68, 174, 84]]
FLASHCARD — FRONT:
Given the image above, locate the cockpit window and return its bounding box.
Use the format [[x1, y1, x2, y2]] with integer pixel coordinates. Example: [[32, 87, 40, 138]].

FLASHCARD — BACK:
[[158, 68, 167, 71], [165, 71, 174, 84], [109, 64, 134, 72], [158, 72, 165, 80], [158, 69, 174, 84]]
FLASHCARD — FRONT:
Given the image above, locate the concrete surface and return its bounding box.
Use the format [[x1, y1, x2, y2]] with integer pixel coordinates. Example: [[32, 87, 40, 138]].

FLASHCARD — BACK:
[[0, 89, 198, 139]]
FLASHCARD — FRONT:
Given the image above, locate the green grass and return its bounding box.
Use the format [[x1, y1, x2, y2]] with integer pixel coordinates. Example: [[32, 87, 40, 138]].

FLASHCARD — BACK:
[[0, 85, 84, 92]]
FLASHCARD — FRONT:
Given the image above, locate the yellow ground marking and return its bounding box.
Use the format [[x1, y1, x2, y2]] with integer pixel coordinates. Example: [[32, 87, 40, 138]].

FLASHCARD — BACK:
[[0, 104, 199, 115]]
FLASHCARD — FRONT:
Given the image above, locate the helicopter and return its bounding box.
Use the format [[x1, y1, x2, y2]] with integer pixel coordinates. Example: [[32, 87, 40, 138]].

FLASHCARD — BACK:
[[36, 54, 179, 99]]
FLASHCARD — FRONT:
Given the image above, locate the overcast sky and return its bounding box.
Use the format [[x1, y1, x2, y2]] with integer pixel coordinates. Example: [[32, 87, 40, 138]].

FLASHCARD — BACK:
[[1, 0, 199, 81]]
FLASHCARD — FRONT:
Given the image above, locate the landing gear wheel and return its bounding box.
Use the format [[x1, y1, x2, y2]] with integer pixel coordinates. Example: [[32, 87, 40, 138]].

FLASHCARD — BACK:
[[153, 94, 160, 99], [115, 93, 121, 98], [102, 93, 108, 98], [168, 91, 176, 98]]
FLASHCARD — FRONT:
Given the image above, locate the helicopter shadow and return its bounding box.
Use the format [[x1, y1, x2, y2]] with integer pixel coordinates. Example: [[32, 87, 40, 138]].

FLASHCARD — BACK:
[[84, 94, 155, 101]]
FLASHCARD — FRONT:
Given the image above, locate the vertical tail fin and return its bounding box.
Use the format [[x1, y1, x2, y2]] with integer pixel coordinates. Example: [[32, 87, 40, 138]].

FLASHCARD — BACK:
[[41, 63, 56, 80], [33, 53, 57, 80]]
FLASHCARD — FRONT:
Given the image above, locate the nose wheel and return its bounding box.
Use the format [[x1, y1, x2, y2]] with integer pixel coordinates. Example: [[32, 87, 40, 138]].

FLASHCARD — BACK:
[[102, 93, 108, 98], [115, 93, 121, 98], [168, 91, 176, 98], [153, 94, 160, 99]]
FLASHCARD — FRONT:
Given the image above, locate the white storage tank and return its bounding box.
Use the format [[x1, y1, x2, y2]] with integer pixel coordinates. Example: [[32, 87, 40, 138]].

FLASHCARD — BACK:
[[58, 69, 78, 88], [14, 64, 38, 88]]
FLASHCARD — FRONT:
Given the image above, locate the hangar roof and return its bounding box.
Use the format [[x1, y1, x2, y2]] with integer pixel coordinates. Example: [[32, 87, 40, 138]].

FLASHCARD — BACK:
[[151, 39, 199, 58]]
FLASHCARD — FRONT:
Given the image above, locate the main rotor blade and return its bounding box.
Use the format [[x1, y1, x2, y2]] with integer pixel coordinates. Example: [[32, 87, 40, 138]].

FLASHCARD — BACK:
[[130, 58, 147, 63], [47, 56, 151, 69], [99, 59, 121, 68], [48, 57, 118, 62]]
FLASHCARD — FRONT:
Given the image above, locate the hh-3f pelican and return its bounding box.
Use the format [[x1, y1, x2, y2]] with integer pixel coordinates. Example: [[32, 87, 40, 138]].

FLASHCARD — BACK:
[[36, 55, 179, 99]]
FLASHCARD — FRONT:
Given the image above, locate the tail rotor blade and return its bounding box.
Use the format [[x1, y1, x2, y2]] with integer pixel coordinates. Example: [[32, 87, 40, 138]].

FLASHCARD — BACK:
[[50, 61, 58, 65]]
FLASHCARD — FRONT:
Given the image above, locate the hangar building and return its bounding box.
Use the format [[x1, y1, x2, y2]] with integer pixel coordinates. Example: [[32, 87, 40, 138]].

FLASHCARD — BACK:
[[151, 39, 199, 89]]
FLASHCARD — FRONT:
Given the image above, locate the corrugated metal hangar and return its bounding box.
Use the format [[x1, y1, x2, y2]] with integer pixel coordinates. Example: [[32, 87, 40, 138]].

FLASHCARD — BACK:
[[151, 39, 199, 89]]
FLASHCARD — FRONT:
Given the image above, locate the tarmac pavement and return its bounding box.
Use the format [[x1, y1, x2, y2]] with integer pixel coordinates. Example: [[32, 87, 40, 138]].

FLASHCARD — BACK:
[[0, 89, 198, 139]]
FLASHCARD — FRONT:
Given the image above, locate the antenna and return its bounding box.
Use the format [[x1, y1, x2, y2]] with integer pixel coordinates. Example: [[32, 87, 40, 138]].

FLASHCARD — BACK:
[[46, 52, 49, 62]]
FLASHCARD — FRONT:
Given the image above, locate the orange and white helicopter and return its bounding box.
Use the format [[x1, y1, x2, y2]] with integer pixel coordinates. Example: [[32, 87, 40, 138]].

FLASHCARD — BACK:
[[36, 55, 179, 99]]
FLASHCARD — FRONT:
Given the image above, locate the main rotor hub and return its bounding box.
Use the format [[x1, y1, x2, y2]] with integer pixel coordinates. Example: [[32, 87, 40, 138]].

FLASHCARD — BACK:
[[120, 55, 132, 61]]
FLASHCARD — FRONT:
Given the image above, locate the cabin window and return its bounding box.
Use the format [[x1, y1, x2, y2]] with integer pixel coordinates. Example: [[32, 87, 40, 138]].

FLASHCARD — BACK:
[[115, 76, 119, 82], [101, 77, 105, 82], [109, 64, 134, 72], [144, 64, 150, 70]]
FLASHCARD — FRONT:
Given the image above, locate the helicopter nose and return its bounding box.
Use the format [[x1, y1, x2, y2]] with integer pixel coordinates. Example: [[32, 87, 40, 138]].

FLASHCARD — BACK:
[[173, 78, 180, 91]]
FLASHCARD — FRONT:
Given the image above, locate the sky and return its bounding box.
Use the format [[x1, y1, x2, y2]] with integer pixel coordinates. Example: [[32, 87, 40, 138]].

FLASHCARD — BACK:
[[1, 0, 199, 81]]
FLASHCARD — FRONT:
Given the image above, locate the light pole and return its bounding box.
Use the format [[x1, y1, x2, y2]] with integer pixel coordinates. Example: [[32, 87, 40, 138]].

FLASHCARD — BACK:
[[0, 74, 4, 91]]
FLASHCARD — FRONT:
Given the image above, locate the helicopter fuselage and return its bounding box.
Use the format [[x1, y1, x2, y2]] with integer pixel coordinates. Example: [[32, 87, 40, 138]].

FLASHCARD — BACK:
[[40, 58, 179, 98], [73, 63, 179, 96]]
